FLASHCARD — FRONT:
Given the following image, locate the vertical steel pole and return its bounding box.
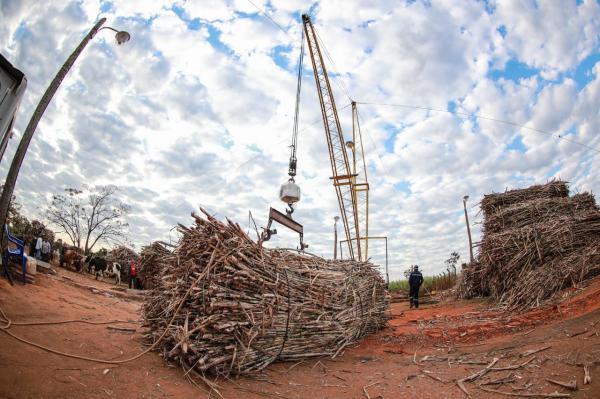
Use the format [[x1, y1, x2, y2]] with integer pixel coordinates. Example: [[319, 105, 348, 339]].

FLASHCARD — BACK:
[[0, 18, 107, 234], [333, 219, 338, 259], [463, 198, 474, 263], [385, 237, 389, 286]]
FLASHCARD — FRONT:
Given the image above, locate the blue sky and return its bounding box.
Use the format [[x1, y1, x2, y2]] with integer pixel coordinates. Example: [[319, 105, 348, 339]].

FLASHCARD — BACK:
[[1, 0, 599, 280]]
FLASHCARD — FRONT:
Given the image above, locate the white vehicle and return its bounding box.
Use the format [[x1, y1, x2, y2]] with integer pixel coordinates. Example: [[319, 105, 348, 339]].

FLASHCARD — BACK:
[[0, 54, 27, 162]]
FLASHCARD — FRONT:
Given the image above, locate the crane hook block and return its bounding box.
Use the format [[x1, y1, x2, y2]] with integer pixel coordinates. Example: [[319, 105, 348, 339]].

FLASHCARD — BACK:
[[279, 180, 301, 205]]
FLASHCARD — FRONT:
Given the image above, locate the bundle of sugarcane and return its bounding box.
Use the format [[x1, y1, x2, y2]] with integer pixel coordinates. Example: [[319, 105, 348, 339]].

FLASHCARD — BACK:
[[107, 245, 140, 267], [142, 210, 389, 375], [139, 242, 172, 290], [483, 193, 599, 235], [479, 213, 600, 300], [455, 262, 487, 299], [458, 181, 600, 309], [504, 240, 600, 309], [480, 180, 569, 217]]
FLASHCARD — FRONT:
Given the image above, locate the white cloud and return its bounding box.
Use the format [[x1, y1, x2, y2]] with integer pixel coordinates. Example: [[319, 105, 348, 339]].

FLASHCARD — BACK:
[[0, 0, 599, 280]]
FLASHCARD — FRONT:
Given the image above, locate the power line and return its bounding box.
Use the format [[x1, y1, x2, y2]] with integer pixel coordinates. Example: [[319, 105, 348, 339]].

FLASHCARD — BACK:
[[313, 28, 353, 102], [355, 101, 600, 155], [355, 106, 397, 191], [246, 0, 294, 39]]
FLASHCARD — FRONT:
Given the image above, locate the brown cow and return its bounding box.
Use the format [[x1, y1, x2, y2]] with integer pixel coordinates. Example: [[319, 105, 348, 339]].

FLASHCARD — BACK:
[[62, 249, 83, 271]]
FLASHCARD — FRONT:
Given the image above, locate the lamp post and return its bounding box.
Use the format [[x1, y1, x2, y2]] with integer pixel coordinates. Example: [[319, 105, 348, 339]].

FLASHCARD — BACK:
[[463, 195, 474, 264], [333, 216, 340, 259], [0, 18, 130, 240]]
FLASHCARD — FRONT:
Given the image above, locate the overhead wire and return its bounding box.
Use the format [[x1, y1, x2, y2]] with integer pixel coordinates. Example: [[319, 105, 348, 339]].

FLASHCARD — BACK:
[[355, 101, 600, 155], [246, 0, 295, 40], [201, 102, 353, 194]]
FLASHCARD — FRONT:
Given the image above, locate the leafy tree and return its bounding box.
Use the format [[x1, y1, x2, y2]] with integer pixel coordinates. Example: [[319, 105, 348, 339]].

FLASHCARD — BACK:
[[444, 251, 460, 276], [95, 248, 108, 257], [46, 186, 130, 254], [3, 189, 53, 245]]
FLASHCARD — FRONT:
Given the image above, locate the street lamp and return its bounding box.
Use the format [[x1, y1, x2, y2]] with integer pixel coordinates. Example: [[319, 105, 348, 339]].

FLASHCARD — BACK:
[[0, 18, 130, 247], [99, 26, 131, 45], [463, 195, 474, 264], [333, 216, 340, 259]]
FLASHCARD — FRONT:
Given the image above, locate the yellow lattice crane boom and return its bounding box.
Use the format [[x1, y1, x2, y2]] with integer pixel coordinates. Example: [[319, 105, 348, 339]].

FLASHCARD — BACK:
[[302, 14, 370, 261]]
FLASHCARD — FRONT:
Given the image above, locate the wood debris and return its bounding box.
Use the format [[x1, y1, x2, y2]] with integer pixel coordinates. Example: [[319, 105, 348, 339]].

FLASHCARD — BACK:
[[546, 379, 577, 391], [583, 364, 591, 384]]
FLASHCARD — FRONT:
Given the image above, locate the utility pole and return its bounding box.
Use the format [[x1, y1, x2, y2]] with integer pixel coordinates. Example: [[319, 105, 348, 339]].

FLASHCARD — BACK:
[[0, 19, 130, 238], [333, 216, 340, 259], [463, 195, 474, 264]]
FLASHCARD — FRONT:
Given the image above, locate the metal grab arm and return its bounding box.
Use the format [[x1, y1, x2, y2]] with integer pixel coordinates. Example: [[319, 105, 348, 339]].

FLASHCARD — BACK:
[[261, 207, 308, 250]]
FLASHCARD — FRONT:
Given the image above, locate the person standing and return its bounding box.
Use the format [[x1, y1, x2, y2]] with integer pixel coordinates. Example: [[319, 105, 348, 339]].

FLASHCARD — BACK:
[[129, 259, 137, 289], [34, 236, 42, 259], [409, 265, 424, 309], [54, 239, 63, 266], [41, 238, 51, 262], [28, 239, 35, 257]]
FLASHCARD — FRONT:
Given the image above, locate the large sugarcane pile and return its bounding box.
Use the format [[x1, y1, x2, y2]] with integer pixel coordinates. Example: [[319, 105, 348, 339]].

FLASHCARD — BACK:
[[107, 245, 140, 267], [139, 242, 171, 289], [458, 181, 600, 309], [142, 210, 389, 375]]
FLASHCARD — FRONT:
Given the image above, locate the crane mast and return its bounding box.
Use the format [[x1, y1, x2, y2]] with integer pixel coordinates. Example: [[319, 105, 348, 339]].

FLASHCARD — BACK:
[[302, 14, 367, 260], [351, 101, 370, 260]]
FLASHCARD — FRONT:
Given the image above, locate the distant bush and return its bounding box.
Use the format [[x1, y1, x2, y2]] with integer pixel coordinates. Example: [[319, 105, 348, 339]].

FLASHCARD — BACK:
[[393, 252, 460, 293], [388, 280, 409, 292], [388, 276, 435, 292]]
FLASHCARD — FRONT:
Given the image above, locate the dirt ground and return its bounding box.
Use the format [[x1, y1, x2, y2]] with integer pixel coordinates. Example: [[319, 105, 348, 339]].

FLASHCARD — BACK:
[[1, 267, 599, 399]]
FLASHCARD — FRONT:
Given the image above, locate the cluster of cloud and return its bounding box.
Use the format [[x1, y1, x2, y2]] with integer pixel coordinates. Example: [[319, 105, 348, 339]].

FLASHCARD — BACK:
[[1, 0, 599, 279]]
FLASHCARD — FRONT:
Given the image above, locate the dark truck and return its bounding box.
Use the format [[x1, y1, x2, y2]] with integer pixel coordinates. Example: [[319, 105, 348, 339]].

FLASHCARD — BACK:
[[0, 53, 27, 162]]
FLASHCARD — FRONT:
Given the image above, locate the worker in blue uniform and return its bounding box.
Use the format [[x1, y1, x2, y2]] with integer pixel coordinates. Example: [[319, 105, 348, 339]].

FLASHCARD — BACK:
[[409, 265, 424, 309]]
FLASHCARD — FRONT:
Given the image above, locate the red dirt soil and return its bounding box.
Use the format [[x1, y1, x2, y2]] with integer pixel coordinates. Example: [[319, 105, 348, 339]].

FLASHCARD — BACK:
[[1, 267, 599, 398]]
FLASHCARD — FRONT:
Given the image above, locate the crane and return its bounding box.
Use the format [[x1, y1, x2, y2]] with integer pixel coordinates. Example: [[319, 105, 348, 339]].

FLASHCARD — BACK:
[[261, 14, 374, 262], [302, 14, 370, 261]]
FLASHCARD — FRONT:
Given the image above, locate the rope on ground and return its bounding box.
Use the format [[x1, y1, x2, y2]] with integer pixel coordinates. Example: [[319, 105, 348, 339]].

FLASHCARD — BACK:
[[0, 246, 220, 365], [1, 317, 137, 328]]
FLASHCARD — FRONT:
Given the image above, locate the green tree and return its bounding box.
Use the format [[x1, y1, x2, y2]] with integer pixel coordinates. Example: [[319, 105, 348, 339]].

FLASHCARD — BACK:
[[444, 251, 460, 276], [3, 189, 53, 245]]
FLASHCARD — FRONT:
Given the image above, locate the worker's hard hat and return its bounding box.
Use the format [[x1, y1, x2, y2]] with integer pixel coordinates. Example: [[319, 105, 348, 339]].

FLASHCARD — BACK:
[[414, 265, 419, 270]]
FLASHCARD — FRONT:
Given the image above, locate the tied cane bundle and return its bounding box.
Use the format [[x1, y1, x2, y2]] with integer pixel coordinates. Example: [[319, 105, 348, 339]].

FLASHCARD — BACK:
[[458, 181, 600, 309], [142, 210, 389, 375], [139, 242, 171, 289]]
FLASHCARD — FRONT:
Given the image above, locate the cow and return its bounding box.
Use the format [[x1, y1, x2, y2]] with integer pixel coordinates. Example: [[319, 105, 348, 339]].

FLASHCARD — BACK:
[[62, 249, 83, 271], [85, 256, 121, 284], [108, 262, 122, 285]]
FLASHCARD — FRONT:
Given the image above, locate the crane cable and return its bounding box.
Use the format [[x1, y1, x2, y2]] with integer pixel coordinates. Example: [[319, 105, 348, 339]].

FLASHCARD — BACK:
[[288, 27, 305, 181]]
